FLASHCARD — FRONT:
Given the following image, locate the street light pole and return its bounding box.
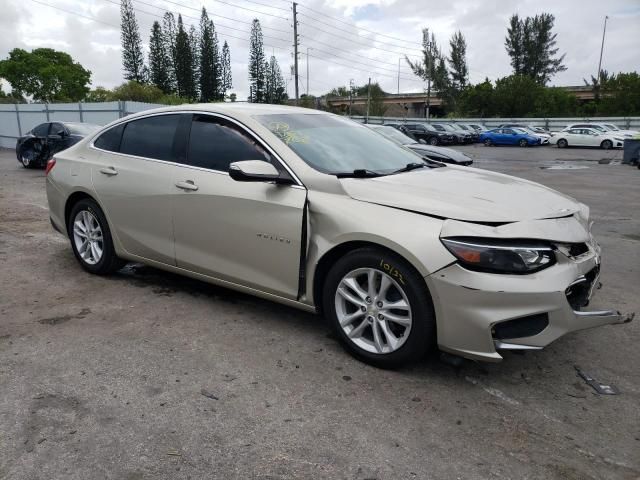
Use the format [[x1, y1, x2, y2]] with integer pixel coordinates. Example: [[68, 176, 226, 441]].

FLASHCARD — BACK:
[[597, 15, 609, 86], [397, 57, 401, 94], [425, 42, 432, 120]]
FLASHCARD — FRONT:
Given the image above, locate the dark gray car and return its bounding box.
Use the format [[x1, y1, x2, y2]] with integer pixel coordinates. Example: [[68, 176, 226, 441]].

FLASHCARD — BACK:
[[366, 125, 473, 166]]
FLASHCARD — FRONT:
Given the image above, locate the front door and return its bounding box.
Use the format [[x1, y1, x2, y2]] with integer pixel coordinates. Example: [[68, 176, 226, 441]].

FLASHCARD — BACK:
[[172, 114, 306, 299], [92, 114, 184, 265]]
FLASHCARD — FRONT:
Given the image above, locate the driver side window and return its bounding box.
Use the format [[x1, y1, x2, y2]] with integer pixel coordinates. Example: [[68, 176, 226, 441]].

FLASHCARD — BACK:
[[187, 115, 272, 172]]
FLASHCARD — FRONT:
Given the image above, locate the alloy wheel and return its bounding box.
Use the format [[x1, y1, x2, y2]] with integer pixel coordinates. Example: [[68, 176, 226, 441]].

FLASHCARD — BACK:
[[73, 210, 104, 265], [334, 268, 412, 354]]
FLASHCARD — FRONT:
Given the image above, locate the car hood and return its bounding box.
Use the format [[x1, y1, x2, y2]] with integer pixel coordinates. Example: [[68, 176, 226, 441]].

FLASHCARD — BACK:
[[340, 167, 580, 223]]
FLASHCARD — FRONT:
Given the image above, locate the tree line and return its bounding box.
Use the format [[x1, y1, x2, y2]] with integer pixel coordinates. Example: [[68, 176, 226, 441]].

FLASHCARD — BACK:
[[120, 0, 286, 104]]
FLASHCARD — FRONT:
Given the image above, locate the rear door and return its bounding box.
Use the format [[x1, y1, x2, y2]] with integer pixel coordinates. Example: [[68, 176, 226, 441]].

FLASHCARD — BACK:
[[91, 114, 185, 265], [172, 113, 307, 299]]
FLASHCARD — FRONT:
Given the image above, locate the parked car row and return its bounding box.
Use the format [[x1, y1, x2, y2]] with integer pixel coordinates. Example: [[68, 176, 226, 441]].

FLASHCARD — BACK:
[[372, 121, 638, 150]]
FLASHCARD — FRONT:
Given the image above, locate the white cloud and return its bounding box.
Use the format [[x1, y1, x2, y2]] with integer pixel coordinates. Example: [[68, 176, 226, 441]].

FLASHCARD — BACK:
[[1, 0, 638, 99]]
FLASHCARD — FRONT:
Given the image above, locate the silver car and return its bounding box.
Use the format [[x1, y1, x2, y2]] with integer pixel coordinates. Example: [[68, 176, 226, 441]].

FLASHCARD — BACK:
[[45, 104, 631, 368]]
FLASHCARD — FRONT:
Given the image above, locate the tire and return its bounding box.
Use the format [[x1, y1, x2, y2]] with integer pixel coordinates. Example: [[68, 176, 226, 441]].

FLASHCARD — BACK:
[[600, 139, 613, 150], [484, 139, 492, 146], [557, 138, 568, 148], [322, 247, 436, 368], [428, 136, 439, 146], [67, 198, 125, 275], [518, 138, 528, 147]]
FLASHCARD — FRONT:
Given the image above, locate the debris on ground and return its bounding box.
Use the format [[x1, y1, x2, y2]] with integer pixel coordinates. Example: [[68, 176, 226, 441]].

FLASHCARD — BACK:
[[167, 450, 181, 456], [574, 366, 619, 395], [200, 389, 218, 400]]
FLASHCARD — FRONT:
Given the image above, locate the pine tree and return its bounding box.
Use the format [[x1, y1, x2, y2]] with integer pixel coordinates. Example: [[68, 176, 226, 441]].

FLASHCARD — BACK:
[[148, 21, 172, 93], [248, 19, 266, 103], [162, 12, 177, 93], [198, 8, 222, 102], [505, 13, 566, 84], [221, 41, 232, 97], [120, 0, 146, 82], [174, 15, 196, 100], [405, 29, 440, 89], [265, 56, 286, 104], [189, 24, 200, 99], [447, 31, 468, 93]]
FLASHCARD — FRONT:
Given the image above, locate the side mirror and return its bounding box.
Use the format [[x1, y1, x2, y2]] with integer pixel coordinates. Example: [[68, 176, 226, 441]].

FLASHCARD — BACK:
[[56, 129, 66, 136], [418, 138, 427, 144], [229, 160, 292, 185]]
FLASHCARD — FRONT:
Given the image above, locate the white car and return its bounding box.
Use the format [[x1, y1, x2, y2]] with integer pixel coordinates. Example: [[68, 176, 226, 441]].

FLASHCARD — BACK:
[[564, 123, 637, 138], [553, 127, 625, 149]]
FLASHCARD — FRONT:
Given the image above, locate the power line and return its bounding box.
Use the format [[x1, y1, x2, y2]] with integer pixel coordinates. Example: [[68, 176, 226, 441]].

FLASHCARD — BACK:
[[101, 0, 290, 45], [296, 2, 423, 47], [136, 0, 291, 34], [29, 0, 118, 27], [239, 0, 290, 13], [300, 35, 420, 70], [205, 0, 289, 20], [298, 13, 423, 54], [300, 44, 418, 80], [306, 52, 424, 83], [298, 20, 422, 57]]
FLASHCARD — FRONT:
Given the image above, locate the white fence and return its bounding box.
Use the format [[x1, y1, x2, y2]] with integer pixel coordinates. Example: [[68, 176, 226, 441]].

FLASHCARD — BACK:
[[351, 115, 640, 132], [2, 102, 639, 149], [0, 101, 164, 148]]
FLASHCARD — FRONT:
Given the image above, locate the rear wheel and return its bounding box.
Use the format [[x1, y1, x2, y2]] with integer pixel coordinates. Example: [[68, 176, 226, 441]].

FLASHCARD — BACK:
[[322, 248, 436, 368], [484, 138, 492, 146], [67, 198, 125, 275], [518, 138, 528, 147], [557, 138, 568, 148], [600, 139, 613, 150]]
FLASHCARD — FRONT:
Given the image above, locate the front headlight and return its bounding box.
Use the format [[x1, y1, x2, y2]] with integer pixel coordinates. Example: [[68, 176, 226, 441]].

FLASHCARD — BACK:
[[441, 237, 556, 274]]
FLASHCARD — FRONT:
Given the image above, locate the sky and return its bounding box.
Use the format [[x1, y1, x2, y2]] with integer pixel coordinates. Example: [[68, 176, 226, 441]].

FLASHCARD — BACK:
[[1, 0, 639, 100]]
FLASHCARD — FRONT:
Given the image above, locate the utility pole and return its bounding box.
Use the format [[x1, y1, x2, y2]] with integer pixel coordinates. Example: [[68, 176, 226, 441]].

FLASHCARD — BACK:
[[397, 57, 401, 94], [293, 2, 299, 105], [349, 78, 354, 117], [365, 77, 371, 123], [306, 47, 311, 96], [597, 15, 609, 87], [425, 42, 432, 120]]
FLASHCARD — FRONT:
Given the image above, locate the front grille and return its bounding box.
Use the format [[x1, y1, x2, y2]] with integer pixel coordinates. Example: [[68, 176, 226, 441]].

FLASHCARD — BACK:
[[492, 313, 549, 340], [566, 266, 600, 310]]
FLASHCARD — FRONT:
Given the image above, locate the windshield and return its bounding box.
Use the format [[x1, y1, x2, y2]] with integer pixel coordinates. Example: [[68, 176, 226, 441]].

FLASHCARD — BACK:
[[457, 124, 469, 130], [66, 123, 101, 135], [603, 124, 619, 131], [513, 128, 529, 135], [254, 114, 422, 175], [368, 125, 415, 145]]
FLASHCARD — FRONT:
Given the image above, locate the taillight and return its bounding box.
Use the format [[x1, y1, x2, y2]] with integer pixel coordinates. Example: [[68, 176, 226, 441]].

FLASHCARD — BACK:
[[45, 157, 56, 175]]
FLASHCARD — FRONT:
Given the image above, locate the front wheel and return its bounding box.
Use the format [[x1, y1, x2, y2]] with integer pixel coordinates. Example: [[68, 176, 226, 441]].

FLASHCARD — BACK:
[[484, 139, 492, 146], [600, 139, 613, 150], [322, 248, 436, 368], [67, 198, 125, 275], [428, 136, 439, 146], [518, 138, 528, 147], [557, 138, 568, 148], [18, 146, 38, 169]]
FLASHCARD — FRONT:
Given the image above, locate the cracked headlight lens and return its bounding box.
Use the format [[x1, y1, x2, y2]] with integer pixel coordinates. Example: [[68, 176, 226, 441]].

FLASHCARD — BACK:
[[441, 237, 556, 274]]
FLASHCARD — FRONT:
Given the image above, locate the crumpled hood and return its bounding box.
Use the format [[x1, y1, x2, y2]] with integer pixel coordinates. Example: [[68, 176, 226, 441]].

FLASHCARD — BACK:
[[340, 166, 581, 223]]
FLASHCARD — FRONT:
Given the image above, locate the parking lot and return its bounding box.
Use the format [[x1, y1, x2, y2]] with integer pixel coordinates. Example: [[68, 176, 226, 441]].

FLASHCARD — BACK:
[[0, 144, 638, 479]]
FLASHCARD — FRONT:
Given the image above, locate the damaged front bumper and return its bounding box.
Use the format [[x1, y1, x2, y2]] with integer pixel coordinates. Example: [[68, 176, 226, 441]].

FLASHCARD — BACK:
[[425, 215, 634, 362]]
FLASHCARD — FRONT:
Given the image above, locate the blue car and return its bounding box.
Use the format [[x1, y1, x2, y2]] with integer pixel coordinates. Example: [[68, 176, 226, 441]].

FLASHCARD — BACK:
[[479, 128, 541, 147]]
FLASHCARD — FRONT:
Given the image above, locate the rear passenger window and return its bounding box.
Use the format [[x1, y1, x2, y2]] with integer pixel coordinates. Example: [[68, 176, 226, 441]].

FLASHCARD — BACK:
[[187, 115, 271, 172], [94, 124, 125, 152], [119, 115, 181, 161]]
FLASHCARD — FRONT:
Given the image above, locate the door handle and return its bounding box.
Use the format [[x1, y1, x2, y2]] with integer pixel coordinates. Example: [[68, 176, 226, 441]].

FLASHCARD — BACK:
[[175, 180, 199, 191], [99, 167, 118, 176]]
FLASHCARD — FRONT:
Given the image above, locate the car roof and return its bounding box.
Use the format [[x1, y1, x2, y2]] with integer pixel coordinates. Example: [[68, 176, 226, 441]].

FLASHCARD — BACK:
[[128, 103, 325, 118]]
